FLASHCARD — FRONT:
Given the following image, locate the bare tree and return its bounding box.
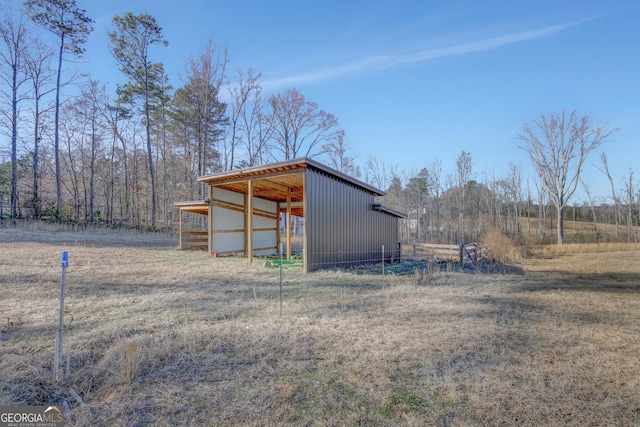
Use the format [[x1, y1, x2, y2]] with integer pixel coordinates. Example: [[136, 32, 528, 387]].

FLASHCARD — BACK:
[[73, 79, 106, 222], [385, 172, 407, 239], [580, 179, 600, 242], [243, 74, 272, 167], [504, 163, 523, 237], [103, 95, 132, 223], [25, 0, 93, 218], [455, 150, 473, 241], [322, 130, 359, 177], [225, 68, 254, 171], [484, 167, 503, 232], [621, 168, 638, 243], [0, 5, 29, 219], [519, 110, 616, 244], [426, 159, 443, 242], [228, 68, 272, 168], [404, 168, 428, 242], [598, 152, 621, 240], [268, 88, 340, 160], [535, 179, 550, 242], [59, 102, 81, 219], [364, 155, 388, 191], [23, 33, 55, 218], [524, 178, 533, 238]]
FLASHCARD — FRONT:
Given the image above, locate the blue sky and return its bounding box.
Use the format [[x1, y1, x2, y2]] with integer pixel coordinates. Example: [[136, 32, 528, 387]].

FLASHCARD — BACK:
[[76, 1, 639, 201]]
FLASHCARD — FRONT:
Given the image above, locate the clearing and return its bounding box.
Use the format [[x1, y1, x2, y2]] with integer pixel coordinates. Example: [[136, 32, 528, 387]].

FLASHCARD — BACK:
[[1, 228, 639, 426]]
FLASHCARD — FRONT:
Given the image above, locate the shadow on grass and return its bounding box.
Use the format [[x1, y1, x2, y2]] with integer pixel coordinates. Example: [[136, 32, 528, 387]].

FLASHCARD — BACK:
[[468, 291, 637, 334], [517, 270, 640, 294], [0, 227, 178, 249]]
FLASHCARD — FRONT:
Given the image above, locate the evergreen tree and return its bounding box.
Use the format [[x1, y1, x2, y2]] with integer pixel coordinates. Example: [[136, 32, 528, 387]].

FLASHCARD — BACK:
[[108, 12, 168, 230]]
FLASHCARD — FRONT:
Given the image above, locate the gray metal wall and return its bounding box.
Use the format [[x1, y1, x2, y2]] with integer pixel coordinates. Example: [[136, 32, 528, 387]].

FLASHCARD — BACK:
[[304, 167, 400, 272]]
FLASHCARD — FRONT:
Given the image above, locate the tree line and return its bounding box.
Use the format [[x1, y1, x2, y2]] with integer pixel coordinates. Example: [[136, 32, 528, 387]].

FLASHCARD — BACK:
[[371, 149, 638, 246], [0, 1, 344, 230], [0, 1, 636, 244]]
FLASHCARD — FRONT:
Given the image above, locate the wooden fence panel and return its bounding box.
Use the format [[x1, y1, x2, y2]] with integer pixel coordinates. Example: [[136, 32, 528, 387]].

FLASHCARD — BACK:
[[409, 242, 484, 267], [180, 231, 208, 250]]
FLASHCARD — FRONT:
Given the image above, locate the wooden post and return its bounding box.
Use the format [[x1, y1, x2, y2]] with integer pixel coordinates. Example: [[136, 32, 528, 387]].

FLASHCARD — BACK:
[[207, 185, 214, 255], [472, 243, 477, 265], [178, 208, 183, 249], [247, 180, 254, 263], [244, 193, 248, 255], [286, 188, 292, 260], [276, 202, 281, 254]]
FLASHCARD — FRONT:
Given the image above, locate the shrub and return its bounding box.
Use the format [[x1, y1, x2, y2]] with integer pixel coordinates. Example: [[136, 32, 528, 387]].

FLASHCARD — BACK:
[[481, 230, 527, 263]]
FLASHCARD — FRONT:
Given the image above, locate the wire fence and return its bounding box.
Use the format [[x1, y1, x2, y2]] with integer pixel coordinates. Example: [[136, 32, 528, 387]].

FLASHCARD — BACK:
[[0, 258, 171, 268], [0, 234, 481, 273]]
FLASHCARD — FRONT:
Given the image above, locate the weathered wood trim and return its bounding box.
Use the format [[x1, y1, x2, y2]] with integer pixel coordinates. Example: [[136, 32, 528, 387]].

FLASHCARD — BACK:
[[211, 198, 278, 219], [213, 227, 277, 234]]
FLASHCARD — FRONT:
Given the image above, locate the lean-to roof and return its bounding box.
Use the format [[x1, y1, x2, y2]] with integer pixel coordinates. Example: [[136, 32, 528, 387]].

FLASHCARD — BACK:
[[197, 157, 386, 205]]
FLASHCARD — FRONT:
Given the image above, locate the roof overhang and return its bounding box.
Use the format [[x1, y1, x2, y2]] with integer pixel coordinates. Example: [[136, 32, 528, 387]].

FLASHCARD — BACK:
[[372, 203, 407, 219], [180, 158, 403, 219], [174, 200, 209, 215], [197, 158, 386, 208]]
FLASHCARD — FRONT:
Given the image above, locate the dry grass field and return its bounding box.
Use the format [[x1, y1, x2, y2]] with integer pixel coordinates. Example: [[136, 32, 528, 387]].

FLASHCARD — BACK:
[[1, 227, 639, 426]]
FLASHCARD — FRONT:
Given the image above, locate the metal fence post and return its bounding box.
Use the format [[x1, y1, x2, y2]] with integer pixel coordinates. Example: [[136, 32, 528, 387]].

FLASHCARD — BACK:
[[382, 245, 385, 289], [279, 243, 283, 318], [55, 251, 68, 380]]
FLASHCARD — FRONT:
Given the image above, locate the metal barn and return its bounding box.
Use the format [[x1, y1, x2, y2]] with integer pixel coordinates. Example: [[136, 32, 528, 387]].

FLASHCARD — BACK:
[[175, 158, 405, 272]]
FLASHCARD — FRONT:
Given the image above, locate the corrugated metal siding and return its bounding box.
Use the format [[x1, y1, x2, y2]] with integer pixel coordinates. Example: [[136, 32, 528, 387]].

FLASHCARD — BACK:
[[304, 168, 400, 272]]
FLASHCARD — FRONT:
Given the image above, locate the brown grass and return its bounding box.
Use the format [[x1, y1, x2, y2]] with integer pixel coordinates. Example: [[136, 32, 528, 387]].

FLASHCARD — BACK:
[[481, 229, 532, 263], [1, 228, 640, 426]]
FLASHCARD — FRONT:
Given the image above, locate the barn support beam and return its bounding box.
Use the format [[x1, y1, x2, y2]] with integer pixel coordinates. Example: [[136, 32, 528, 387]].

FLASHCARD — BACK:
[[247, 180, 254, 263], [179, 208, 183, 249], [286, 188, 292, 260], [276, 202, 281, 254], [208, 185, 214, 254]]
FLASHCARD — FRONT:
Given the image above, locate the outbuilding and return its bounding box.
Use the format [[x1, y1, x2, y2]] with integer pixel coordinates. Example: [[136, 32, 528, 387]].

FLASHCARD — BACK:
[[175, 158, 405, 272]]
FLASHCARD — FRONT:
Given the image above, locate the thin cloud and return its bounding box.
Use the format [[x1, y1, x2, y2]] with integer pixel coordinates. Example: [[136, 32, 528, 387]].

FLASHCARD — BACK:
[[262, 19, 590, 90]]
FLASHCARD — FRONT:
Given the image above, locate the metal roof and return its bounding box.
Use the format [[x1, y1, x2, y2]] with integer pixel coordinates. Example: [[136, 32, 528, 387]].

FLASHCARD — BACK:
[[372, 203, 407, 219], [197, 158, 386, 206]]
